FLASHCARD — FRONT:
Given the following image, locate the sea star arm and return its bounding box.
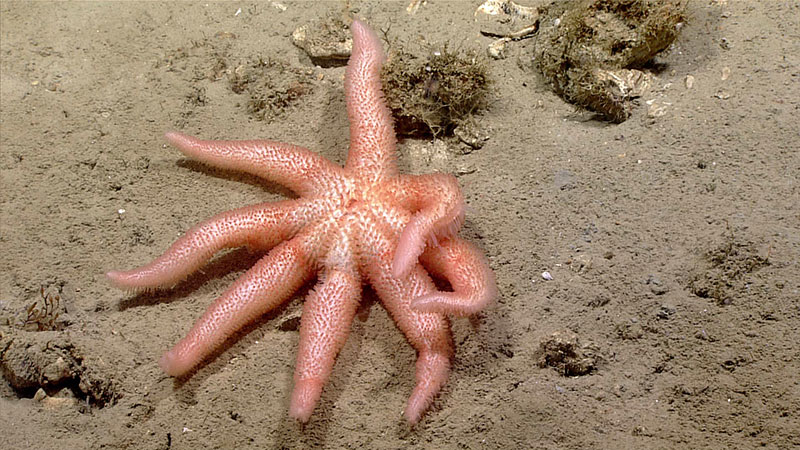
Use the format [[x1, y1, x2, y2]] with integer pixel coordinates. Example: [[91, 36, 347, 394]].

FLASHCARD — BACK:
[[375, 266, 454, 425], [289, 244, 361, 422], [389, 173, 466, 279], [414, 237, 498, 317], [344, 19, 397, 184], [158, 233, 315, 376], [361, 215, 453, 425], [106, 199, 311, 290], [165, 131, 344, 197]]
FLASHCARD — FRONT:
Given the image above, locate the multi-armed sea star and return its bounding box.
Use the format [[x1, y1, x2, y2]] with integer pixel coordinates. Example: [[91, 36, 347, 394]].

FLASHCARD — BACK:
[[108, 19, 496, 424]]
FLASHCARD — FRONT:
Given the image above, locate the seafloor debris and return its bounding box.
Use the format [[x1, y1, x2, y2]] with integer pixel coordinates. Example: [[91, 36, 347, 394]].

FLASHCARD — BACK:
[[407, 0, 426, 14], [157, 33, 315, 124], [688, 225, 770, 305], [381, 45, 491, 137], [478, 0, 687, 122], [292, 15, 352, 68], [7, 286, 64, 332], [0, 327, 119, 407], [475, 0, 541, 58], [476, 0, 539, 20], [535, 331, 599, 376], [533, 0, 686, 122], [229, 57, 315, 122]]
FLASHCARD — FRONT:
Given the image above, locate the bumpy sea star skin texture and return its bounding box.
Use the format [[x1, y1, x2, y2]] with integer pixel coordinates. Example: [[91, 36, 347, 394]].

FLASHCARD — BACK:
[[107, 19, 497, 425]]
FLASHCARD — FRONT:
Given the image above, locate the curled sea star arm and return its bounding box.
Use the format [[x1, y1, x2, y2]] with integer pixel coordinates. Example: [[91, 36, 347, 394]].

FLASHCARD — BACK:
[[158, 233, 316, 377], [344, 20, 397, 184], [379, 266, 454, 425], [360, 214, 454, 425], [389, 173, 466, 279], [289, 252, 361, 422], [165, 131, 344, 197], [106, 199, 312, 290], [414, 237, 498, 317]]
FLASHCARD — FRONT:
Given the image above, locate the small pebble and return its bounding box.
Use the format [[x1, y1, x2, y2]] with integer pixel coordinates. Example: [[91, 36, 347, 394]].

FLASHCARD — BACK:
[[34, 388, 47, 402]]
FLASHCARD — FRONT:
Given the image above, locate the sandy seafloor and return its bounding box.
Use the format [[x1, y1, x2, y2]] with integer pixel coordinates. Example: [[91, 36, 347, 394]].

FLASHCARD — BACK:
[[1, 1, 798, 449]]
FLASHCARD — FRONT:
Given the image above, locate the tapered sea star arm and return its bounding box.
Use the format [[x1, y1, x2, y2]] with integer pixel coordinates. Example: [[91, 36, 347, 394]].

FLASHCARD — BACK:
[[158, 234, 315, 377], [165, 132, 343, 197], [106, 199, 311, 290], [414, 237, 497, 317], [360, 213, 454, 425], [344, 19, 397, 184], [389, 173, 466, 279], [289, 235, 361, 422]]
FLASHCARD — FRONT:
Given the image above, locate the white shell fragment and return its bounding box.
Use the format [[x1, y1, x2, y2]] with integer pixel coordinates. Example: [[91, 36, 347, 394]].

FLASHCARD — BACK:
[[475, 0, 538, 19], [685, 74, 695, 89], [542, 271, 554, 281]]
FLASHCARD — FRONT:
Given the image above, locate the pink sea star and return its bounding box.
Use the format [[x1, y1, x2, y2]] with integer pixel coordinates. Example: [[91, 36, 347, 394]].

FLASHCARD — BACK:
[[107, 19, 496, 424]]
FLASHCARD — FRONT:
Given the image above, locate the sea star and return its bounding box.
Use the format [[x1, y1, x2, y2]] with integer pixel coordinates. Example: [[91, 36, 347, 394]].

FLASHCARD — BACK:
[[107, 19, 496, 425]]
